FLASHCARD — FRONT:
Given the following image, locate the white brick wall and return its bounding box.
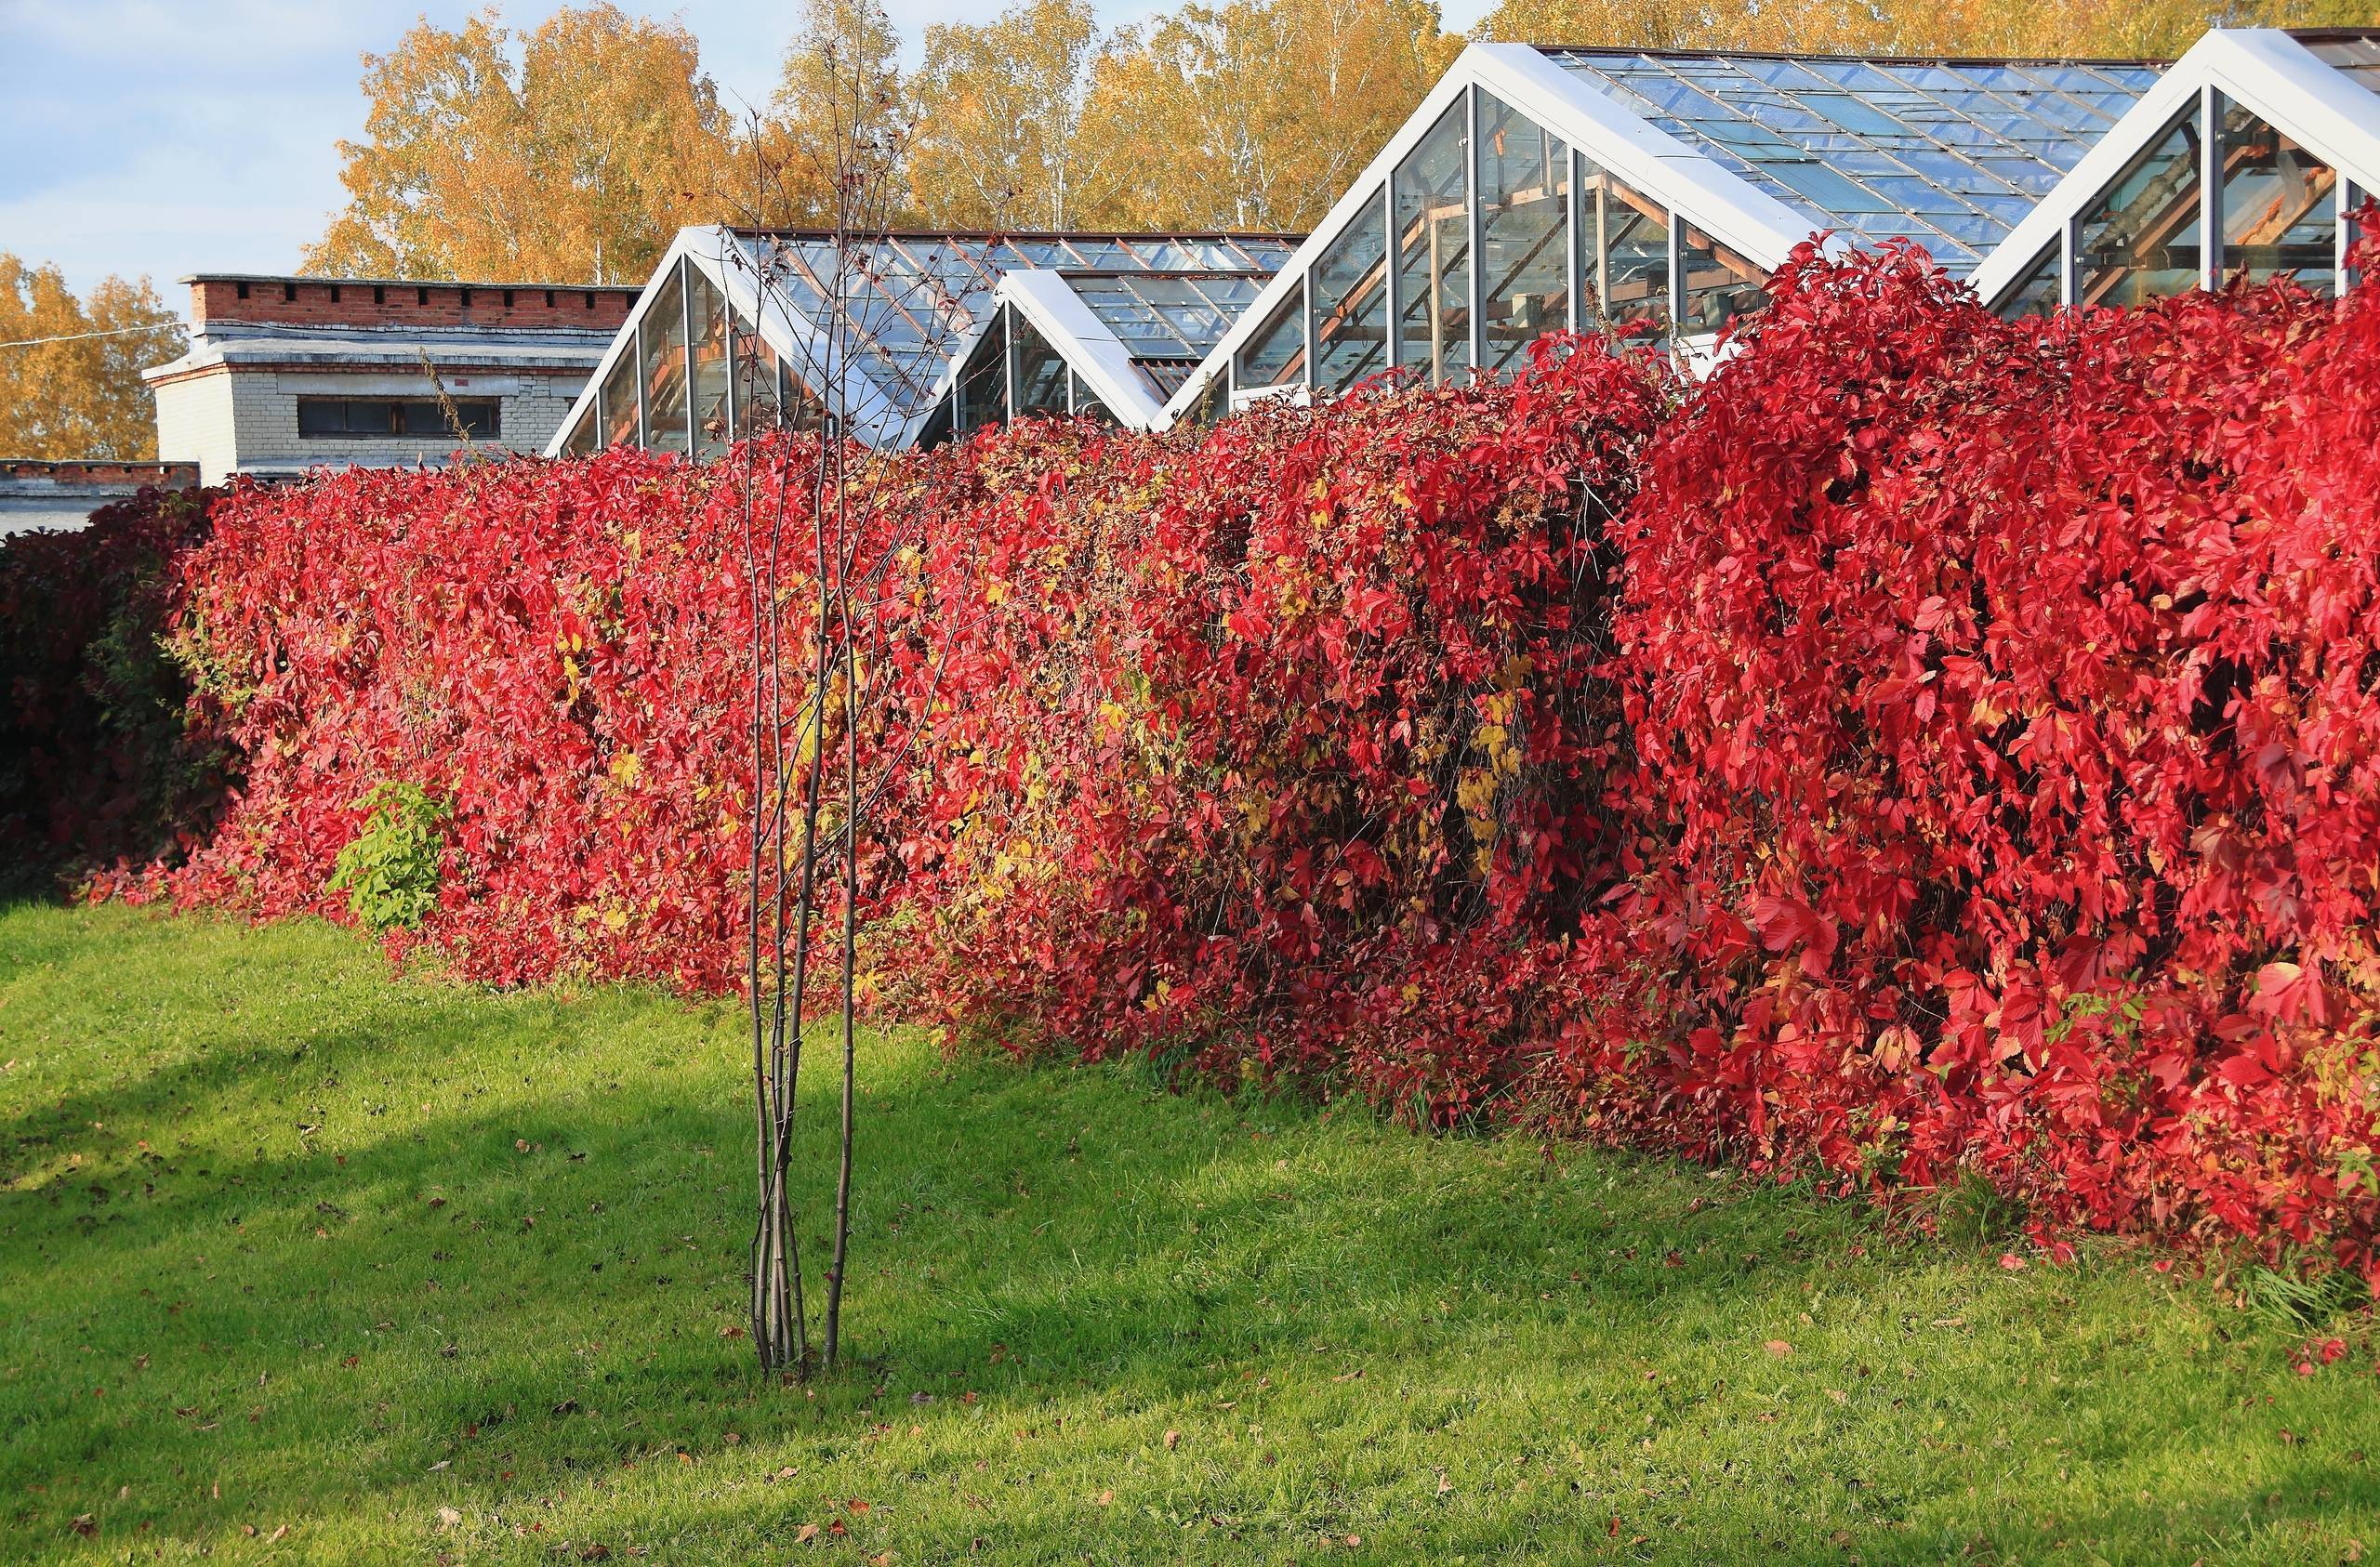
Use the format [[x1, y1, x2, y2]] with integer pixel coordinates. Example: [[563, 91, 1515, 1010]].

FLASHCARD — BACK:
[[157, 366, 589, 484], [153, 375, 239, 485]]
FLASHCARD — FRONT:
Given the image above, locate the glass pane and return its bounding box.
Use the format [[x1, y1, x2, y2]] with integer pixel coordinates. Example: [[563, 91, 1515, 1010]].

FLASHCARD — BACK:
[[298, 400, 353, 436], [776, 361, 826, 435], [2350, 180, 2365, 291], [1477, 90, 1568, 373], [914, 398, 955, 451], [1184, 371, 1228, 428], [1585, 167, 1670, 335], [1674, 221, 1765, 335], [1312, 188, 1390, 392], [689, 267, 730, 458], [601, 347, 639, 449], [639, 264, 691, 454], [733, 316, 780, 432], [1994, 241, 2063, 319], [2076, 104, 2202, 309], [1235, 282, 1306, 388], [2217, 99, 2336, 296], [561, 404, 599, 457], [958, 308, 1007, 438], [1012, 311, 1069, 418], [1395, 99, 1472, 385]]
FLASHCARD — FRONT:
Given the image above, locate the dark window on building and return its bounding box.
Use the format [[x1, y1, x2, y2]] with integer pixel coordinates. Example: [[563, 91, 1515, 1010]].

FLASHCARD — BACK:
[[282, 283, 298, 302], [503, 289, 516, 308], [416, 286, 430, 305], [235, 282, 250, 299], [372, 285, 387, 305], [298, 398, 500, 439], [543, 289, 556, 308], [329, 284, 343, 302], [583, 291, 597, 309]]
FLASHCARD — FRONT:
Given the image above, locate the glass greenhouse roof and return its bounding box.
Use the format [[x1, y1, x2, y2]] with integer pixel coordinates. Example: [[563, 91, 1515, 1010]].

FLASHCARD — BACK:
[[2299, 30, 2380, 94], [722, 230, 1295, 421], [1535, 48, 2167, 270], [1059, 270, 1274, 398]]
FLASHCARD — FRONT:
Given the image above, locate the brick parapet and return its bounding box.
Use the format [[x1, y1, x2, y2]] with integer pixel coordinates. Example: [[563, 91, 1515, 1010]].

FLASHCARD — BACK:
[[189, 276, 641, 335], [0, 459, 200, 487]]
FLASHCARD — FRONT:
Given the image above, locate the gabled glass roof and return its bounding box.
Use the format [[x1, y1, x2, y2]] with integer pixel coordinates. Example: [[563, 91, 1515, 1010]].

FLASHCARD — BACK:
[[2298, 30, 2380, 95], [1058, 270, 1273, 397], [914, 260, 1287, 434], [1535, 48, 2167, 270], [723, 230, 1296, 422]]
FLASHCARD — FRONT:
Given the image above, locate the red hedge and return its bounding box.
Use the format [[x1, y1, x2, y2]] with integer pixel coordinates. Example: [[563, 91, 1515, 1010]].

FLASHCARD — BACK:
[[1544, 244, 2380, 1280], [48, 244, 2380, 1283], [0, 484, 221, 884]]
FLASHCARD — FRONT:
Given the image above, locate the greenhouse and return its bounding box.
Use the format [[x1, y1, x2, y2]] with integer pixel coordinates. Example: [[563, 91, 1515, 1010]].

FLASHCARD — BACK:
[[908, 265, 1278, 444], [542, 228, 1293, 456], [1163, 40, 2173, 424], [548, 27, 2380, 461], [1968, 28, 2379, 315]]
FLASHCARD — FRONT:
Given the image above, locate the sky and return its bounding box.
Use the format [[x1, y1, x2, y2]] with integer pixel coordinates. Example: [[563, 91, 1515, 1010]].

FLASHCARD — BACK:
[[0, 0, 1493, 309]]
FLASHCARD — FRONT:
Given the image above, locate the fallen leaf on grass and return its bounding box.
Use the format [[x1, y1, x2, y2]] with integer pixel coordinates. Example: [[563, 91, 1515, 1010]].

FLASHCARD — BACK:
[[796, 1523, 820, 1544], [70, 1516, 95, 1537], [1094, 1491, 1113, 1507], [1163, 1429, 1180, 1451], [1763, 1340, 1792, 1358]]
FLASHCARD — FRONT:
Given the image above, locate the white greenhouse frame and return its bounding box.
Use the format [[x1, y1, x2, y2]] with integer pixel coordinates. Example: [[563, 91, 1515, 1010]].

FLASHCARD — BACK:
[[1966, 28, 2380, 312], [911, 269, 1200, 437], [1158, 41, 1882, 428], [542, 227, 1292, 456]]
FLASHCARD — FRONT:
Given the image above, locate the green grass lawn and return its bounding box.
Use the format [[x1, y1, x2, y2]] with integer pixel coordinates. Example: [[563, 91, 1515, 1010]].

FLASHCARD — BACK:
[[2, 902, 2373, 1564]]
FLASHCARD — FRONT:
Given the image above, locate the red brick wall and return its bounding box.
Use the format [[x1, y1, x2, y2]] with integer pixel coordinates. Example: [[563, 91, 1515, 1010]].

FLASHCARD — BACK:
[[0, 460, 200, 488], [191, 278, 641, 334]]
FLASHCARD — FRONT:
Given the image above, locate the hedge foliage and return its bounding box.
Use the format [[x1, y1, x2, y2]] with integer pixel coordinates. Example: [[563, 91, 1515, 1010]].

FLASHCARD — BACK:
[[0, 483, 220, 888], [17, 241, 2376, 1281]]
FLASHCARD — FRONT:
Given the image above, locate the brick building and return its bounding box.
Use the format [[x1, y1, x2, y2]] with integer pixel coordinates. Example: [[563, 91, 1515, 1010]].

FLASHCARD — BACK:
[[0, 459, 197, 538], [145, 275, 640, 483]]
